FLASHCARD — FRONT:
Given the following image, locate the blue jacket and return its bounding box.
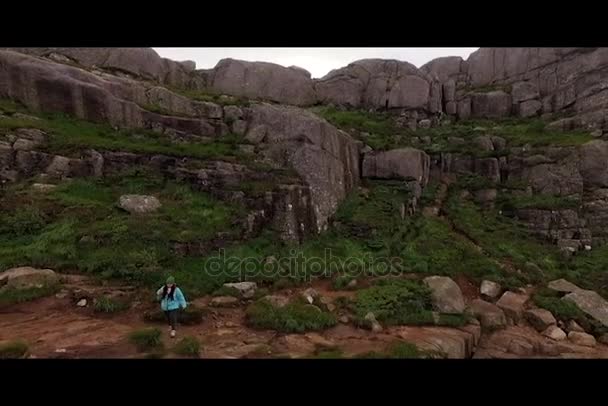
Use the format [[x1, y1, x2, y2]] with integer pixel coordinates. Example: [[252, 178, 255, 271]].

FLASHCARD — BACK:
[[157, 286, 187, 311]]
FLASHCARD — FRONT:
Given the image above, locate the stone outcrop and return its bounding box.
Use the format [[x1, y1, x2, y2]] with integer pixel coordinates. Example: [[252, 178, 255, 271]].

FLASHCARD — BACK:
[[2, 47, 201, 89], [204, 58, 316, 106], [423, 47, 608, 132], [244, 103, 360, 234], [316, 59, 442, 112], [362, 148, 430, 185]]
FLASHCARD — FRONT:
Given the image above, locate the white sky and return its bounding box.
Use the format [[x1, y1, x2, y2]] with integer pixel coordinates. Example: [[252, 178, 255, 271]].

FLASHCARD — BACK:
[[153, 48, 479, 79]]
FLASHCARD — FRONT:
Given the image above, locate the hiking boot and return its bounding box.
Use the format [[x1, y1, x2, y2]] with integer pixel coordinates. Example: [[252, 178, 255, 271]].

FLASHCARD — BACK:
[[170, 330, 176, 338]]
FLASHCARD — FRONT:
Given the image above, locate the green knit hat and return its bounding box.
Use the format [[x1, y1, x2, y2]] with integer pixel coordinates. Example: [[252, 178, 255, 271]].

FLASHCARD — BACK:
[[166, 276, 175, 285]]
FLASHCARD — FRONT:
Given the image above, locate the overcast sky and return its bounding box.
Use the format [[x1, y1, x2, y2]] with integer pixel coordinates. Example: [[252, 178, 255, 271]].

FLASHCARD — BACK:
[[153, 48, 479, 79]]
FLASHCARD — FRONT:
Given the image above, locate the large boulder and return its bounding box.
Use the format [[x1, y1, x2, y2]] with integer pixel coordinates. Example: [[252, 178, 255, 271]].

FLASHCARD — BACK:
[[568, 331, 596, 347], [223, 282, 257, 299], [525, 308, 557, 332], [548, 279, 581, 294], [362, 148, 430, 185], [0, 267, 59, 290], [316, 59, 440, 111], [496, 291, 529, 322], [423, 276, 465, 314], [563, 289, 608, 328], [542, 325, 567, 341], [207, 58, 316, 106], [470, 299, 507, 329], [118, 195, 161, 214], [245, 104, 360, 237]]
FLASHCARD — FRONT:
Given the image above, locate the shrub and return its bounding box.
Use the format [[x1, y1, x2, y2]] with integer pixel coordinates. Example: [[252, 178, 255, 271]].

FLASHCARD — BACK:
[[332, 275, 357, 291], [246, 298, 337, 333], [353, 279, 433, 326], [93, 296, 129, 313], [173, 336, 201, 358], [212, 286, 241, 297], [128, 328, 163, 352], [0, 341, 29, 359]]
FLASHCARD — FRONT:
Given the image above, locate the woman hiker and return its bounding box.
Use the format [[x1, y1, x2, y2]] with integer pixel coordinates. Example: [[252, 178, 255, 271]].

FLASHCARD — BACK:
[[156, 276, 187, 338]]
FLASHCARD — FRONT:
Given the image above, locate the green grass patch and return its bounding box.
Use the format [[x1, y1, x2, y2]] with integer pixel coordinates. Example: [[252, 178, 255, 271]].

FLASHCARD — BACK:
[[93, 296, 129, 313], [0, 98, 248, 162], [246, 298, 337, 333], [128, 328, 163, 352], [0, 341, 29, 359], [498, 193, 581, 211], [332, 275, 357, 291], [0, 285, 60, 308], [352, 278, 468, 328], [312, 106, 594, 153], [173, 336, 201, 358]]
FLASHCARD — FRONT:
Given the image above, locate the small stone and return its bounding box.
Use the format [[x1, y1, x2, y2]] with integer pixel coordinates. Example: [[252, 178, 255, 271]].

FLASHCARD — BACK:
[[566, 320, 585, 333], [55, 291, 68, 299], [347, 279, 358, 289], [525, 308, 557, 332], [31, 183, 57, 192], [591, 129, 603, 138], [480, 280, 502, 299], [118, 195, 161, 214], [55, 349, 67, 353], [542, 325, 567, 341], [418, 119, 431, 129], [364, 312, 383, 332], [77, 299, 87, 307], [339, 316, 350, 324], [598, 334, 608, 345], [568, 331, 596, 347], [301, 288, 319, 304]]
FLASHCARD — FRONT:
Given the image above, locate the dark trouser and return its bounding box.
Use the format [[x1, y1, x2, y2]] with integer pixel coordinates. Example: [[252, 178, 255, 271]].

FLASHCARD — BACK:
[[164, 309, 179, 330]]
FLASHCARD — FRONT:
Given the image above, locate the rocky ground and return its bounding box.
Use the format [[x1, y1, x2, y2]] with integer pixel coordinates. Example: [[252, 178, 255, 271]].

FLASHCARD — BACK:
[[3, 47, 608, 359], [2, 269, 608, 359]]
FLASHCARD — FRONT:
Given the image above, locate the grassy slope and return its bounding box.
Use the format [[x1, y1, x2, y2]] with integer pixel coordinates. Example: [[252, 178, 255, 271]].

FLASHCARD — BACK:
[[312, 106, 594, 153]]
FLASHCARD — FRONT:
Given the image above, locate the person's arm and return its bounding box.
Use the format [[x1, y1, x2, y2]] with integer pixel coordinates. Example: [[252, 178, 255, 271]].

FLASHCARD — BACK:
[[156, 287, 164, 301], [176, 288, 187, 309]]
